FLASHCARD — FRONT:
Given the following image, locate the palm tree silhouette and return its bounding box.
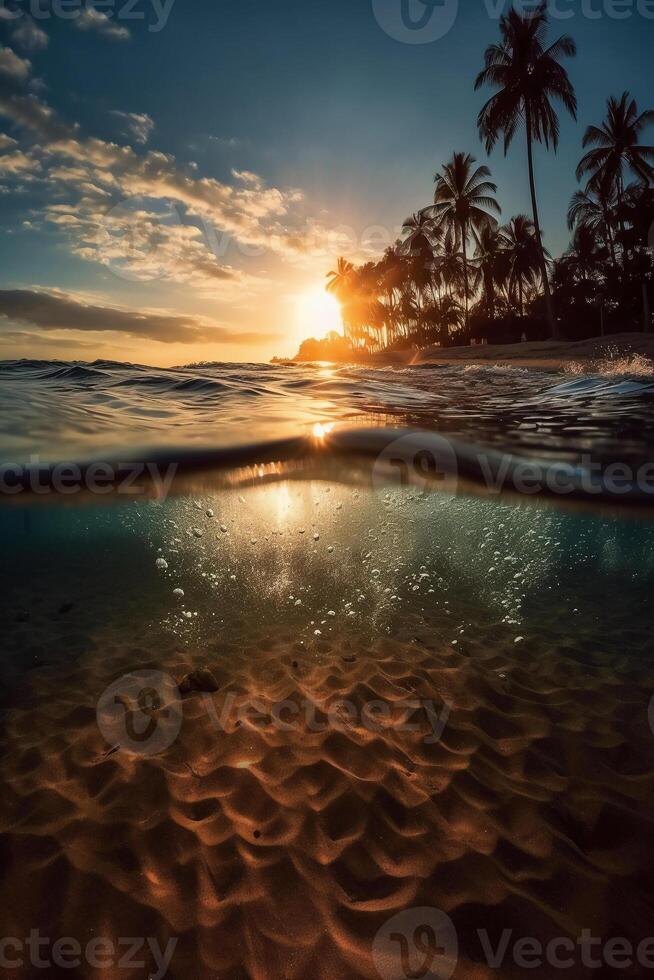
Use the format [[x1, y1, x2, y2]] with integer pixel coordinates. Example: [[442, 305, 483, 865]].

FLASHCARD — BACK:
[[472, 223, 506, 323], [567, 187, 618, 270], [430, 152, 500, 329], [326, 257, 354, 343], [500, 215, 543, 317], [563, 225, 609, 285], [576, 92, 654, 256], [475, 0, 577, 338]]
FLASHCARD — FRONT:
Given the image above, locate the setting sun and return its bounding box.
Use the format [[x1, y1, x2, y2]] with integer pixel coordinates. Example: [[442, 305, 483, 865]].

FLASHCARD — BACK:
[[296, 288, 343, 338]]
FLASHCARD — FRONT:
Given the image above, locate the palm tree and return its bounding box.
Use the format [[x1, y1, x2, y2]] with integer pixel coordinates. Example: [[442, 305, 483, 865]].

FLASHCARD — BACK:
[[563, 225, 608, 284], [326, 257, 354, 299], [402, 210, 436, 258], [471, 223, 506, 321], [475, 0, 577, 338], [500, 215, 542, 317], [326, 257, 355, 343], [430, 151, 500, 328], [576, 92, 654, 253], [426, 295, 463, 345], [567, 186, 618, 270]]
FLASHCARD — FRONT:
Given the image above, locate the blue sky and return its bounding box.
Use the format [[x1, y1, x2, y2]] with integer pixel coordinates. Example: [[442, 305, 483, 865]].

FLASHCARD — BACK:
[[0, 0, 652, 364]]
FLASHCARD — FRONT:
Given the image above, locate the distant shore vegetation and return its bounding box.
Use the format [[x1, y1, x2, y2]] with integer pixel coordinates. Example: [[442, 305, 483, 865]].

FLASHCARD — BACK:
[[285, 2, 653, 363]]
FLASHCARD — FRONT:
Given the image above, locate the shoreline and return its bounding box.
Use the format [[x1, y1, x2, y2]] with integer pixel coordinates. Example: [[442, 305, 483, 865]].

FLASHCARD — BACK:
[[287, 332, 654, 371]]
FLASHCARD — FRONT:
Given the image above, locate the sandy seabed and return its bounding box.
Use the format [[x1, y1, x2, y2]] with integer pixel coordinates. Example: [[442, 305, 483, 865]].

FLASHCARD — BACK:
[[1, 489, 654, 980]]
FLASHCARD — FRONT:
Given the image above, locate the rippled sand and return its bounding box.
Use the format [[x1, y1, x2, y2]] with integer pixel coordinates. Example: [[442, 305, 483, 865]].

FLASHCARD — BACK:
[[1, 486, 654, 979]]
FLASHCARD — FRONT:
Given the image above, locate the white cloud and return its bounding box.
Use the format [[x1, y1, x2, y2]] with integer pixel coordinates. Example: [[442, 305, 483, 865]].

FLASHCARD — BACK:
[[0, 74, 340, 290], [0, 149, 39, 175], [75, 9, 130, 41], [110, 110, 155, 145], [9, 17, 49, 52], [0, 45, 32, 82], [209, 136, 240, 150], [0, 91, 75, 140], [232, 169, 262, 188], [0, 134, 18, 151]]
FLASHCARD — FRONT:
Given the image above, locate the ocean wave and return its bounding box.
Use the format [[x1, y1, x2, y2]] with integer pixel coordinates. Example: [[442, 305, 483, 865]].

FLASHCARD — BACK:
[[1, 358, 654, 476]]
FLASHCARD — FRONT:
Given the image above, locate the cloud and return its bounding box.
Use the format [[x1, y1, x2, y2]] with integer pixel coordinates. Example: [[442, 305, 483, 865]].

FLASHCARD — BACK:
[[0, 330, 100, 352], [0, 91, 76, 141], [110, 110, 155, 145], [0, 62, 338, 284], [209, 136, 240, 150], [0, 134, 17, 151], [232, 169, 262, 188], [0, 45, 32, 82], [0, 288, 279, 345], [8, 16, 49, 51], [0, 149, 39, 175], [75, 8, 131, 41]]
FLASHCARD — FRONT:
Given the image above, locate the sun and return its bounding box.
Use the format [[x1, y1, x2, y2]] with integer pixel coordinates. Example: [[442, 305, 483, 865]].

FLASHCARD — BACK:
[[296, 288, 343, 338]]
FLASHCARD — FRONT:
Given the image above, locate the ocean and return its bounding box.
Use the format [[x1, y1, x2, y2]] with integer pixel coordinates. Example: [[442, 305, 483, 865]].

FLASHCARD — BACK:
[[1, 357, 654, 979]]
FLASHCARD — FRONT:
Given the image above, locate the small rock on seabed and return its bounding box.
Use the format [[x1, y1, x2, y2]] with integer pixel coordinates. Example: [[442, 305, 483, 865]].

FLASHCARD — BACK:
[[178, 668, 220, 694]]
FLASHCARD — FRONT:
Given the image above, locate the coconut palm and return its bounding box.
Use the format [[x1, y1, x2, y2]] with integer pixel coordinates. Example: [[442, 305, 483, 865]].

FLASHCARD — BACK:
[[430, 151, 500, 328], [434, 226, 464, 302], [326, 257, 355, 343], [426, 295, 463, 345], [500, 215, 543, 317], [475, 0, 577, 338], [471, 224, 507, 321], [402, 210, 437, 257], [567, 186, 618, 269], [326, 257, 354, 299], [576, 92, 654, 254], [563, 225, 608, 284]]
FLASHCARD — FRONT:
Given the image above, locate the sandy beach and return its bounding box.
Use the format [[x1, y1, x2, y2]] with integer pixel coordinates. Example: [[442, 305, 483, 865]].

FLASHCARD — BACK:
[[359, 332, 654, 372]]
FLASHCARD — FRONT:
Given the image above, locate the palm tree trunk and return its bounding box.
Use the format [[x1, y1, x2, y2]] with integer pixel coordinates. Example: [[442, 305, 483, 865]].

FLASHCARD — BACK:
[[601, 197, 618, 272], [643, 281, 651, 333], [525, 106, 558, 339], [616, 176, 627, 264], [460, 219, 469, 329]]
